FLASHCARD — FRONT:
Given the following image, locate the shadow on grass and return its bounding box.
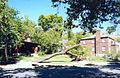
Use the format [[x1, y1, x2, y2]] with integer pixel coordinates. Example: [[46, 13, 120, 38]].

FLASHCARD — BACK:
[[85, 63, 98, 66], [40, 60, 71, 63], [0, 66, 120, 78], [0, 56, 19, 65], [107, 58, 120, 64]]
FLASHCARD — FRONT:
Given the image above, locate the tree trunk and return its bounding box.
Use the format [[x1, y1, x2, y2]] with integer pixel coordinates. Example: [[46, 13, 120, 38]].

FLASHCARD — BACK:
[[36, 44, 80, 63], [4, 43, 8, 62]]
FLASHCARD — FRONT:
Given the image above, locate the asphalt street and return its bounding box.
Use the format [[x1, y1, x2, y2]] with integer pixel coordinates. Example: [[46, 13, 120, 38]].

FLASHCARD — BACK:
[[0, 64, 120, 78]]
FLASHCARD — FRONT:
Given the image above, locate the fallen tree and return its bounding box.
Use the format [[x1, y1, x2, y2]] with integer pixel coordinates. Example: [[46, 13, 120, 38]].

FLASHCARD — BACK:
[[36, 44, 81, 63]]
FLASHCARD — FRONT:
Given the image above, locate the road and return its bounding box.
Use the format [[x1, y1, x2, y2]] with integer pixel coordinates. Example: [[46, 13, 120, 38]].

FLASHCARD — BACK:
[[0, 63, 120, 78]]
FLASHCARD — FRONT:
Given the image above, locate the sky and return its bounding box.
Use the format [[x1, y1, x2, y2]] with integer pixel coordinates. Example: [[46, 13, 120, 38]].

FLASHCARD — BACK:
[[8, 0, 119, 34]]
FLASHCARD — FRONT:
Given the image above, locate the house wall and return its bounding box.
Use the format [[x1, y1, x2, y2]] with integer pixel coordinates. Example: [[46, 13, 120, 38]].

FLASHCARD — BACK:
[[80, 30, 118, 55], [96, 30, 101, 55], [100, 37, 109, 54], [111, 39, 117, 53], [80, 39, 95, 54]]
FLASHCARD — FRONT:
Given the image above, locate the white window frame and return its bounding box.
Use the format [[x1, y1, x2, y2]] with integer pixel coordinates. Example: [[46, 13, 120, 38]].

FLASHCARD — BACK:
[[83, 40, 86, 44], [92, 39, 95, 43], [102, 38, 106, 42], [92, 46, 95, 51], [111, 41, 114, 45], [102, 46, 106, 51]]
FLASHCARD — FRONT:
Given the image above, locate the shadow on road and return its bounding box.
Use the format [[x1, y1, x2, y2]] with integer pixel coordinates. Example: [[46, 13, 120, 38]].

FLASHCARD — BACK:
[[0, 65, 120, 78]]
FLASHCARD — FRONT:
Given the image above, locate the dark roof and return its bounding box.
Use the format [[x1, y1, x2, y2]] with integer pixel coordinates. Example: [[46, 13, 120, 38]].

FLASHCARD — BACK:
[[81, 35, 115, 40], [23, 41, 41, 46]]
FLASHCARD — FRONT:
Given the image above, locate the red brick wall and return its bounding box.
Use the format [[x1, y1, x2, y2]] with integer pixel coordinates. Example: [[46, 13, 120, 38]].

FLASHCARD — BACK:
[[101, 38, 108, 54], [80, 31, 118, 55], [80, 39, 95, 53], [96, 30, 101, 54]]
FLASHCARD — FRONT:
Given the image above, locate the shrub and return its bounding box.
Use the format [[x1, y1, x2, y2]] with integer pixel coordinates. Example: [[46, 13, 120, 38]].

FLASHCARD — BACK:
[[105, 50, 120, 61], [38, 51, 45, 56]]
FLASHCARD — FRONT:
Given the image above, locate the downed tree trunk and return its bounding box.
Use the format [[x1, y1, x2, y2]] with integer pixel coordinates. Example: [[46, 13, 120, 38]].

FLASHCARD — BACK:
[[66, 52, 78, 57], [37, 44, 80, 63]]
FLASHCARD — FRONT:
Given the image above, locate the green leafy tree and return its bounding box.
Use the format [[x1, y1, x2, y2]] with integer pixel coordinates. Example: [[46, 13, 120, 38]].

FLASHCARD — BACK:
[[64, 18, 75, 41], [38, 14, 63, 31], [37, 14, 64, 54], [52, 0, 120, 33], [75, 32, 89, 44], [33, 25, 63, 54], [106, 26, 116, 35], [21, 16, 36, 40], [0, 0, 23, 62]]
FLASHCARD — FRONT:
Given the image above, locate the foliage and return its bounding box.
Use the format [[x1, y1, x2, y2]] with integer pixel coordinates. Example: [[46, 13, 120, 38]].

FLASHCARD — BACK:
[[52, 0, 120, 33], [36, 14, 64, 54], [38, 51, 45, 56], [0, 0, 23, 62], [75, 32, 89, 44], [46, 55, 72, 64], [38, 14, 63, 31], [64, 38, 92, 58], [115, 37, 120, 42], [64, 19, 75, 41], [106, 26, 116, 35], [88, 55, 106, 62], [21, 16, 36, 40], [104, 50, 120, 61], [0, 1, 21, 48], [117, 38, 120, 42]]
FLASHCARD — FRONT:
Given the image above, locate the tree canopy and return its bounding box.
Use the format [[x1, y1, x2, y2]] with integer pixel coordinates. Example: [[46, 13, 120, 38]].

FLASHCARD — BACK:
[[37, 14, 64, 54], [38, 14, 63, 31], [0, 0, 23, 62], [52, 0, 120, 33], [106, 26, 116, 35]]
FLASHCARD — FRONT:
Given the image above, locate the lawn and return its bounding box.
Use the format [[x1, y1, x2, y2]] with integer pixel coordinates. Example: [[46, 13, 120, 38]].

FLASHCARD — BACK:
[[45, 55, 73, 64], [16, 54, 109, 65], [16, 55, 73, 64]]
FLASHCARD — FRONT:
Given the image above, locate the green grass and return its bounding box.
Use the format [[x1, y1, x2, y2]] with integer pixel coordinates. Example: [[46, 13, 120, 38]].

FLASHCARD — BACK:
[[16, 54, 108, 65], [16, 54, 50, 61], [45, 55, 73, 64], [16, 54, 73, 63], [88, 55, 107, 62]]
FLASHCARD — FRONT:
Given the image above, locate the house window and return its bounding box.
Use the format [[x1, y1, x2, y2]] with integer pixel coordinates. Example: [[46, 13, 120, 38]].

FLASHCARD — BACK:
[[112, 46, 114, 50], [102, 38, 106, 42], [111, 41, 114, 45], [92, 39, 95, 43], [83, 40, 86, 44], [92, 47, 95, 51], [102, 46, 106, 51]]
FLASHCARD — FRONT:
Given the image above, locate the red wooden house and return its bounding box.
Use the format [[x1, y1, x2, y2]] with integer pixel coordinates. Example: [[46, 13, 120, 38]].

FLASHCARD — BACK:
[[15, 37, 40, 56]]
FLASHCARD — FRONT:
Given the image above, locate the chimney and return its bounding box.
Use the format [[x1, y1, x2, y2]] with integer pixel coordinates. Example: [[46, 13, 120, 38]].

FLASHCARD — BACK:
[[95, 30, 101, 55], [96, 30, 101, 40]]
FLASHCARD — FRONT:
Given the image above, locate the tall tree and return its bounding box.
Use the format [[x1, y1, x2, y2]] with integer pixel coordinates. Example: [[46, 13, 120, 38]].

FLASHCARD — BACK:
[[37, 14, 64, 54], [0, 0, 22, 62], [52, 0, 120, 33], [38, 14, 63, 31], [64, 18, 75, 41], [21, 16, 36, 40]]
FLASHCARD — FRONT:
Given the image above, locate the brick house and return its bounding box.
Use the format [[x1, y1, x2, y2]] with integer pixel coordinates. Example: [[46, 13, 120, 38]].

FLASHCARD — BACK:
[[80, 30, 120, 56]]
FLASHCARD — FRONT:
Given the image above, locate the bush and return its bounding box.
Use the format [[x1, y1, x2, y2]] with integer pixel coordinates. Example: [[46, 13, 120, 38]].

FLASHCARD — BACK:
[[104, 50, 120, 61], [88, 55, 106, 62], [38, 51, 45, 56], [69, 46, 92, 59]]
